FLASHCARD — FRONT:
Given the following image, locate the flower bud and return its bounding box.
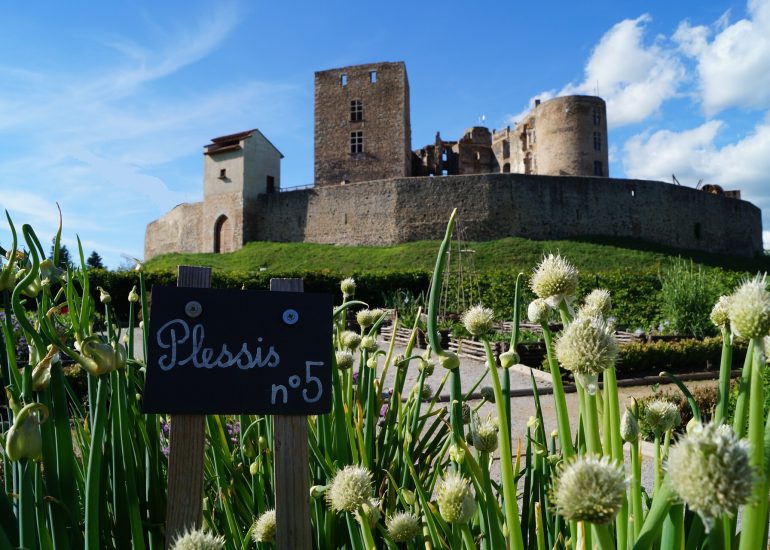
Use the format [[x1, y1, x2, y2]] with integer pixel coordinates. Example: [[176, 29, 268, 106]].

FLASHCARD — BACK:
[[387, 511, 421, 543], [334, 351, 355, 370], [326, 465, 372, 513], [435, 472, 476, 524], [340, 277, 356, 298], [462, 305, 494, 337], [249, 461, 258, 476], [5, 403, 48, 461], [366, 355, 378, 369], [128, 285, 140, 303], [439, 351, 460, 370], [552, 455, 626, 524], [32, 345, 59, 391], [354, 499, 381, 528], [480, 386, 495, 402], [419, 352, 435, 375], [727, 275, 770, 339], [449, 444, 465, 464], [620, 408, 639, 443], [710, 295, 730, 328], [310, 484, 328, 499], [252, 509, 277, 543], [78, 335, 120, 376], [97, 286, 112, 304], [499, 349, 520, 369], [528, 299, 551, 325]]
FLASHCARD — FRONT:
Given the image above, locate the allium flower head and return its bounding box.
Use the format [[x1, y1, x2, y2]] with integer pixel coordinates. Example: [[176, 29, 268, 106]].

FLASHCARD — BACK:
[[386, 511, 421, 543], [171, 527, 225, 550], [340, 330, 362, 350], [644, 399, 681, 437], [528, 298, 551, 325], [340, 277, 356, 298], [552, 455, 626, 524], [480, 386, 495, 402], [555, 314, 617, 392], [326, 465, 372, 513], [581, 289, 612, 317], [531, 254, 579, 307], [252, 509, 276, 543], [710, 295, 730, 328], [462, 305, 494, 337], [356, 309, 384, 329], [435, 472, 476, 524], [727, 274, 770, 339], [471, 413, 499, 453], [419, 351, 435, 375], [667, 422, 753, 531], [335, 351, 354, 371], [420, 384, 435, 402], [360, 335, 379, 352]]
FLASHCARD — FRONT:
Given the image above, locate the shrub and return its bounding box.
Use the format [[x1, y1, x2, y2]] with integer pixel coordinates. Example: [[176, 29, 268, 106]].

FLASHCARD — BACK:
[[658, 259, 723, 338]]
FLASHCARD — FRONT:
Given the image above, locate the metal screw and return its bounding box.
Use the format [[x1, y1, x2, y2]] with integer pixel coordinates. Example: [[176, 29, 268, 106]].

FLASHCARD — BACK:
[[185, 301, 202, 318], [282, 309, 299, 325]]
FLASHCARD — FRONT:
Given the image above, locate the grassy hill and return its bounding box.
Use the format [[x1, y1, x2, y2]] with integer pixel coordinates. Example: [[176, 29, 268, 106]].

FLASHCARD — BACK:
[[145, 236, 770, 275]]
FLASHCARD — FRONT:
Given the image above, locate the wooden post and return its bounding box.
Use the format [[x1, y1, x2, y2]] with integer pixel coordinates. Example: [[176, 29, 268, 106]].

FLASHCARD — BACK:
[[165, 266, 211, 547], [270, 278, 313, 550]]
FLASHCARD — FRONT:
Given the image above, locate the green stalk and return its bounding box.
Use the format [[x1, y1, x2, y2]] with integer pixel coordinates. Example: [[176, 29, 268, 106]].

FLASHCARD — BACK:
[[482, 339, 524, 550], [357, 507, 377, 550], [629, 439, 643, 539], [738, 337, 767, 550], [660, 504, 683, 550], [592, 522, 616, 550], [732, 339, 755, 438], [633, 482, 674, 549], [603, 366, 627, 550], [541, 325, 574, 457], [18, 460, 37, 550], [714, 326, 733, 424], [85, 375, 110, 550], [653, 434, 662, 496]]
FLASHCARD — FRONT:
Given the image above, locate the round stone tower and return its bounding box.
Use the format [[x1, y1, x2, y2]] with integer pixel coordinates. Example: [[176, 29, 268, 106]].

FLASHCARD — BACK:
[[534, 95, 608, 177]]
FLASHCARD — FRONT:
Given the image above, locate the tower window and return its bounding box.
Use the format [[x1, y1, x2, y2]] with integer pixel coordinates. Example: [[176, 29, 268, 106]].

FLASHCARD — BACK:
[[594, 161, 603, 176], [350, 100, 363, 122], [350, 131, 363, 154], [266, 175, 275, 193], [593, 132, 602, 152], [592, 108, 601, 126], [219, 168, 227, 179], [369, 70, 377, 83], [694, 222, 702, 239], [340, 74, 348, 86]]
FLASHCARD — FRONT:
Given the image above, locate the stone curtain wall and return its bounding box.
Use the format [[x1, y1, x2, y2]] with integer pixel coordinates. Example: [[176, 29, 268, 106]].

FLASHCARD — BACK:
[[251, 174, 762, 257], [144, 202, 204, 260]]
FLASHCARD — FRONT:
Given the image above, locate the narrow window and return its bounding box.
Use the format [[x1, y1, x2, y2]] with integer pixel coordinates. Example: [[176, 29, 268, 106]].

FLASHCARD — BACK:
[[340, 74, 348, 86], [503, 163, 511, 173], [502, 140, 510, 159], [350, 100, 363, 122], [266, 175, 275, 193], [592, 108, 601, 126], [593, 161, 603, 176], [219, 168, 227, 179], [593, 132, 601, 152], [631, 189, 636, 197], [369, 70, 377, 83], [350, 131, 363, 154], [694, 223, 702, 239]]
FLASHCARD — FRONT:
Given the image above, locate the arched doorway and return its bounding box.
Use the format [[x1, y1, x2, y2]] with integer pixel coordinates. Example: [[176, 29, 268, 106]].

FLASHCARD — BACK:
[[213, 215, 233, 253]]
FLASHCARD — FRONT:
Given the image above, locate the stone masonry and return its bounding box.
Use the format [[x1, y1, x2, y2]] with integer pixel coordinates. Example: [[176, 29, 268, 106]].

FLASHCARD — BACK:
[[144, 61, 763, 260]]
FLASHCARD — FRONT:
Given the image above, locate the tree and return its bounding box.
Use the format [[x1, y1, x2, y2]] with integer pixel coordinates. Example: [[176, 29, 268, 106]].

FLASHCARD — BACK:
[[87, 251, 104, 270], [50, 239, 73, 269]]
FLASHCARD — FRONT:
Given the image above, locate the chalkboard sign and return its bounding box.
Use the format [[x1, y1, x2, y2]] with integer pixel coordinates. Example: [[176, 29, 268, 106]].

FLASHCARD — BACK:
[[143, 286, 333, 415]]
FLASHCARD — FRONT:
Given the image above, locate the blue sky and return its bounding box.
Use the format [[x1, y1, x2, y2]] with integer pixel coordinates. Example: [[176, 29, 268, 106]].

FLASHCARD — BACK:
[[1, 0, 769, 268]]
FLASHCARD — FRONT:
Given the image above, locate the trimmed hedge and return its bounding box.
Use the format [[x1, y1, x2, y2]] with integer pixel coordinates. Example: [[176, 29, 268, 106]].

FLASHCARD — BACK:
[[616, 336, 747, 376]]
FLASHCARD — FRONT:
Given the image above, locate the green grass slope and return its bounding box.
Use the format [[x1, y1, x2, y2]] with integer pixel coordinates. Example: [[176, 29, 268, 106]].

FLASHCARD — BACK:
[[145, 236, 770, 275]]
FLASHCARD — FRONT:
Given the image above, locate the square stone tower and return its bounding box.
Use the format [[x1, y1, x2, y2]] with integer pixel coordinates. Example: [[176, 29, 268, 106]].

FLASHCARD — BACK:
[[202, 129, 283, 253], [314, 61, 412, 186]]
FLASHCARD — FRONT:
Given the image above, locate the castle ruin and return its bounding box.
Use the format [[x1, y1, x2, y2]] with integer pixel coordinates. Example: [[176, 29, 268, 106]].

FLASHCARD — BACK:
[[144, 61, 763, 260]]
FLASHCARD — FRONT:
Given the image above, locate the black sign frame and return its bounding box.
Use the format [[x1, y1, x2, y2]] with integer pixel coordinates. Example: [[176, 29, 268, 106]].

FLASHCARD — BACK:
[[143, 286, 333, 415]]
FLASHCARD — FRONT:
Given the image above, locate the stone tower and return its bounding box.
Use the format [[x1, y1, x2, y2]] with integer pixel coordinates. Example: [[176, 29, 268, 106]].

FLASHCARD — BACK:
[[202, 129, 283, 253], [492, 96, 608, 177], [314, 61, 412, 186]]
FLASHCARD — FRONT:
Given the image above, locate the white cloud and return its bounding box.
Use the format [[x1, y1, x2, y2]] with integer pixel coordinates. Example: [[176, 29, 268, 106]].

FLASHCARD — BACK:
[[674, 0, 770, 114], [764, 230, 770, 250], [508, 15, 685, 129], [622, 115, 770, 244]]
